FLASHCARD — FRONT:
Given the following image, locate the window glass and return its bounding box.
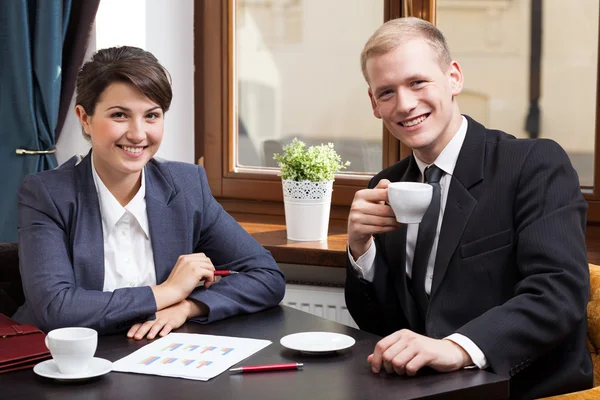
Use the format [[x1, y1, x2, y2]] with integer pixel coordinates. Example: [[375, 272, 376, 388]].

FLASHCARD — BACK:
[[437, 0, 598, 186], [235, 0, 385, 174]]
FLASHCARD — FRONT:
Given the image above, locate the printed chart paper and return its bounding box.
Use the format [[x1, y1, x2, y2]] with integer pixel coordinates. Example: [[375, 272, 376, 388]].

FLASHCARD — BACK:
[[112, 333, 271, 381]]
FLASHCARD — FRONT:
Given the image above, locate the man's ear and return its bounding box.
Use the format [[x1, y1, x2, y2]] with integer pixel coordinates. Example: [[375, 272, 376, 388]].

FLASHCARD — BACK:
[[75, 105, 92, 135], [368, 89, 382, 119], [448, 60, 464, 97]]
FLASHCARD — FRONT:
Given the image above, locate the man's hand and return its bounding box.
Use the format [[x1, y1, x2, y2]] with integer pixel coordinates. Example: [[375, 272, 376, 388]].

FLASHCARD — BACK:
[[127, 299, 208, 340], [368, 329, 472, 376], [347, 179, 400, 259]]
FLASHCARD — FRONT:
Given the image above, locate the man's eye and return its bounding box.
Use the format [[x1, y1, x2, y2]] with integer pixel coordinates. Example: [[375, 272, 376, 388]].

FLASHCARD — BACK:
[[378, 90, 393, 99], [412, 80, 426, 87]]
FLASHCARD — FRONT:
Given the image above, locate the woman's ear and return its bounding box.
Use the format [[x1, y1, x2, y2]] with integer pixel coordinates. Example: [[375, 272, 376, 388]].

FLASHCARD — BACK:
[[74, 105, 92, 136]]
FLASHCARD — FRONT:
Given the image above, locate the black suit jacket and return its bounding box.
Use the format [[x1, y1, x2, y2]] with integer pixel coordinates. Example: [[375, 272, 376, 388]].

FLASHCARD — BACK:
[[345, 116, 593, 399]]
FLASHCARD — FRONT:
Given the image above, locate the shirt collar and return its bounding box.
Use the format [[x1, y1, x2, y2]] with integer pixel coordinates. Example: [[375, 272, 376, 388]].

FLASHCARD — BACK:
[[414, 115, 468, 179], [91, 157, 150, 239], [125, 172, 150, 238]]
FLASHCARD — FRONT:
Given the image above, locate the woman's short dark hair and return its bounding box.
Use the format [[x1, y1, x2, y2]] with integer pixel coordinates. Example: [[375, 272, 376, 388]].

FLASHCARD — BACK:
[[75, 46, 173, 117]]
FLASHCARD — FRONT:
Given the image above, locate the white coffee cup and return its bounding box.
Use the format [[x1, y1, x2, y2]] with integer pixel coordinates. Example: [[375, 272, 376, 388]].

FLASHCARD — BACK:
[[45, 327, 98, 375], [387, 182, 433, 224]]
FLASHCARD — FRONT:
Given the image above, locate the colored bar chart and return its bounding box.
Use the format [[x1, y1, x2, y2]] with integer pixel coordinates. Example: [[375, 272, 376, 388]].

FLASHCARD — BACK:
[[197, 360, 213, 369], [162, 357, 177, 364], [139, 356, 160, 366], [181, 359, 195, 366], [220, 348, 234, 355], [162, 343, 183, 352], [184, 345, 200, 352], [201, 346, 216, 353]]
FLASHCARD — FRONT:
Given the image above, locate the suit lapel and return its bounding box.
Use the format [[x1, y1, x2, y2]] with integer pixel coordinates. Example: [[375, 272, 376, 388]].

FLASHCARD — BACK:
[[73, 153, 105, 290], [431, 116, 485, 296], [145, 160, 191, 284], [381, 156, 423, 331]]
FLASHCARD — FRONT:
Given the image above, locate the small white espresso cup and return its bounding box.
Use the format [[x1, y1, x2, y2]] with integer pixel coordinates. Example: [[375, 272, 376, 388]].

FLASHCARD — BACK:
[[45, 327, 98, 375], [387, 182, 433, 224]]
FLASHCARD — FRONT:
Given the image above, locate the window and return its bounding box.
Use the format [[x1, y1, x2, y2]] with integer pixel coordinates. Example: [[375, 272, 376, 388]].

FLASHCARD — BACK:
[[195, 0, 405, 211], [195, 0, 600, 222], [432, 0, 600, 220]]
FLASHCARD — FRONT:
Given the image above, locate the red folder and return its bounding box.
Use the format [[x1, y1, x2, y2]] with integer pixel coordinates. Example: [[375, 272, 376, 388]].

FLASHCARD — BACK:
[[0, 313, 51, 373]]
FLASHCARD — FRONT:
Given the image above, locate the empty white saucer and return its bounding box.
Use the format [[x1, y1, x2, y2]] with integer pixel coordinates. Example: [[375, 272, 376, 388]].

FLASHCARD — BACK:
[[280, 332, 355, 354], [34, 357, 112, 381]]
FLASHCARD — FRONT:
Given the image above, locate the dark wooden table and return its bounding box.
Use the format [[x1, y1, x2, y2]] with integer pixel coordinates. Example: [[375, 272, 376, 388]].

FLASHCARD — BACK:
[[0, 306, 509, 400]]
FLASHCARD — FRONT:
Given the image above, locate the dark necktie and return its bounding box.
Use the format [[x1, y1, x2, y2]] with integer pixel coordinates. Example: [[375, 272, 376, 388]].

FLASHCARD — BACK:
[[410, 164, 444, 317]]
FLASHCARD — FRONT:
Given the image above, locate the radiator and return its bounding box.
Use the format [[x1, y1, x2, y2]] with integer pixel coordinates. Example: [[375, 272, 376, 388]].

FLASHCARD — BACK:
[[282, 284, 358, 328]]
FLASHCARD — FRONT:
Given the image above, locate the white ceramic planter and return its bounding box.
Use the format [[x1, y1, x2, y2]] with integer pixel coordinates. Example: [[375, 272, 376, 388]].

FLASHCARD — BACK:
[[282, 180, 333, 241]]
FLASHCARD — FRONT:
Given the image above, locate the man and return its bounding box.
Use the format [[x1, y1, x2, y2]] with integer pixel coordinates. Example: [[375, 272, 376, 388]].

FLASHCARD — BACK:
[[345, 17, 592, 399]]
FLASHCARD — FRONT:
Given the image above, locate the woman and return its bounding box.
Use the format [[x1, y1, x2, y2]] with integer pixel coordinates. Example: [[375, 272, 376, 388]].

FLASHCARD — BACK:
[[13, 46, 285, 339]]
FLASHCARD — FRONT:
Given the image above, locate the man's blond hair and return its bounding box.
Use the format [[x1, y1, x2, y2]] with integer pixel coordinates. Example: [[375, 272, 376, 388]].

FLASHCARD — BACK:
[[360, 17, 452, 82]]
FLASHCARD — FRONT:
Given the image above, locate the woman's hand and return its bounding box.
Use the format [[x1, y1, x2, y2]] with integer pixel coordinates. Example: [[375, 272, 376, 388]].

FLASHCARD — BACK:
[[127, 299, 208, 340], [151, 253, 216, 310]]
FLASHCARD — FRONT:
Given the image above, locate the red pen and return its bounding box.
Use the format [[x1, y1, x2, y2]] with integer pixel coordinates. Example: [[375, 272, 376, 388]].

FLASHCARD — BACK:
[[214, 270, 239, 276], [229, 363, 303, 373]]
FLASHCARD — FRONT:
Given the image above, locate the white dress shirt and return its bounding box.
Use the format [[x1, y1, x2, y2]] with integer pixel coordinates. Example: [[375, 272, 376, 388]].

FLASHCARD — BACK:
[[91, 158, 157, 292], [349, 116, 489, 369]]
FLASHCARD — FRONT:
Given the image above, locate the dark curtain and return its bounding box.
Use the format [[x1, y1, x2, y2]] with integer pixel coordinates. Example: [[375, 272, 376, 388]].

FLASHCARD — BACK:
[[0, 0, 98, 242], [56, 0, 100, 140]]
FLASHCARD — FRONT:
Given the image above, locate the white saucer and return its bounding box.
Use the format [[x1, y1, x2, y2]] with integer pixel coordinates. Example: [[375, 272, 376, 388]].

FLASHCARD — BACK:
[[34, 357, 112, 381], [280, 332, 356, 354]]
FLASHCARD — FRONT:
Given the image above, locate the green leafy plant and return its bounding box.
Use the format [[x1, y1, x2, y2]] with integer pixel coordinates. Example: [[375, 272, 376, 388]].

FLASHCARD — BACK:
[[273, 138, 350, 182]]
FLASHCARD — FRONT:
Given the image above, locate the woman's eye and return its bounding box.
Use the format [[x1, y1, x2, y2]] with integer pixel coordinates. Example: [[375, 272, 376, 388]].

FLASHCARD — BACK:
[[111, 112, 126, 119], [146, 112, 161, 120]]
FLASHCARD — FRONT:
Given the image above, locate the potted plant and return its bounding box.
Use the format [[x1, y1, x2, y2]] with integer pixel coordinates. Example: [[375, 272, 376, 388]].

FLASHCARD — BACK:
[[273, 138, 349, 241]]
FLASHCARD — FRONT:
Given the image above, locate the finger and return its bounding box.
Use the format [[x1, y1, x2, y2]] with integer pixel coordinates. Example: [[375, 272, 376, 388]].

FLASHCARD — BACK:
[[206, 277, 217, 288], [370, 346, 384, 373], [371, 331, 408, 372], [350, 214, 401, 231], [203, 271, 217, 288], [147, 319, 168, 340], [175, 253, 213, 270], [159, 322, 174, 338], [404, 353, 428, 377], [127, 323, 142, 338], [134, 320, 156, 340], [352, 202, 397, 219], [355, 188, 390, 203], [348, 209, 400, 236], [182, 252, 207, 261], [383, 357, 395, 374], [371, 339, 396, 373], [388, 345, 419, 375], [191, 253, 214, 267], [351, 224, 401, 239], [382, 341, 410, 374], [374, 179, 392, 189]]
